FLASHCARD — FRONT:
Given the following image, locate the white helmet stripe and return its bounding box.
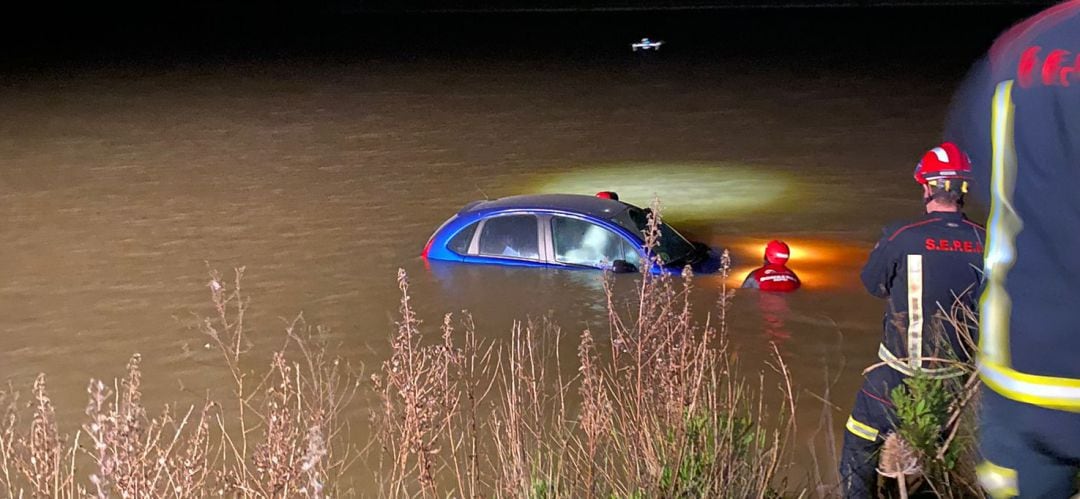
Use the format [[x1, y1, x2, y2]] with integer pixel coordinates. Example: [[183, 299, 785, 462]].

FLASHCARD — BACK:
[[931, 146, 950, 163]]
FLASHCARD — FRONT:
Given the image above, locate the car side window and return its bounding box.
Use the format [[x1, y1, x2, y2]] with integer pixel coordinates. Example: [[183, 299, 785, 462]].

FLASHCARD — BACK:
[[552, 217, 637, 268], [447, 222, 478, 255], [478, 215, 540, 260]]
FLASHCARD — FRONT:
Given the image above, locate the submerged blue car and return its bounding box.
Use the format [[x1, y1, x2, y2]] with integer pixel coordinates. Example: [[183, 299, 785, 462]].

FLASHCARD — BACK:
[[422, 194, 721, 274]]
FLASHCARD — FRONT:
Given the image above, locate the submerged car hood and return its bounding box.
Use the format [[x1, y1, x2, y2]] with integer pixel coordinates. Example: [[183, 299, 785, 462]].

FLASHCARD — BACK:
[[662, 242, 724, 274]]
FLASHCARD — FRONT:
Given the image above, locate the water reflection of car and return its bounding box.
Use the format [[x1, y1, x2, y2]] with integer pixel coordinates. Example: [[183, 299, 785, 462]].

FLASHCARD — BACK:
[[422, 194, 721, 274], [631, 38, 664, 51]]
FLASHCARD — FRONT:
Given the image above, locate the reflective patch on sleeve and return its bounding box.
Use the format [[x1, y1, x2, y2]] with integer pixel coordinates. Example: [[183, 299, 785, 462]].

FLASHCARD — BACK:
[[977, 459, 1018, 498], [845, 416, 879, 442]]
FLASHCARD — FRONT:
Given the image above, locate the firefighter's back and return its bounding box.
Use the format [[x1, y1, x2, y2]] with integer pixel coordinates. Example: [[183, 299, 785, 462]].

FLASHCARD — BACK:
[[879, 214, 984, 363], [946, 4, 1080, 495], [950, 3, 1080, 403]]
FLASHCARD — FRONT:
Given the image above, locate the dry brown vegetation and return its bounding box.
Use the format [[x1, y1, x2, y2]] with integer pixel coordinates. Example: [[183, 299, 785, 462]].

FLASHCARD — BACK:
[[372, 205, 802, 498], [0, 267, 361, 498], [872, 297, 982, 498], [0, 205, 810, 498]]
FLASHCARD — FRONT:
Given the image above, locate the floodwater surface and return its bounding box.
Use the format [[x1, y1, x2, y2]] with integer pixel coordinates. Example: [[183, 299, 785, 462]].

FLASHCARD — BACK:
[[0, 10, 1008, 489]]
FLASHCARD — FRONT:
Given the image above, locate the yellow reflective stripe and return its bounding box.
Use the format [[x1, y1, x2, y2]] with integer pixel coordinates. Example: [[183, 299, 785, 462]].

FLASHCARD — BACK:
[[906, 255, 924, 369], [977, 460, 1018, 498], [845, 416, 879, 442], [980, 359, 1080, 412], [980, 79, 1021, 367], [877, 344, 965, 379]]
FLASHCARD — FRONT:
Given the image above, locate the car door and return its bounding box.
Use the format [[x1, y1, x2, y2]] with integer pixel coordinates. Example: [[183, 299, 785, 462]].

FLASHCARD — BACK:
[[548, 215, 641, 270]]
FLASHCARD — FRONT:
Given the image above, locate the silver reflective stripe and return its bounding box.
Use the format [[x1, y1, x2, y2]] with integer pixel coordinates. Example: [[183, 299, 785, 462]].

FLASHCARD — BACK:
[[878, 344, 965, 379], [907, 255, 924, 369]]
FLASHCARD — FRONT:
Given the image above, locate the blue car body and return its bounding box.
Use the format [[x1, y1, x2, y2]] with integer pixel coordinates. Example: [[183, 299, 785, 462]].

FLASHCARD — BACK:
[[423, 194, 721, 274]]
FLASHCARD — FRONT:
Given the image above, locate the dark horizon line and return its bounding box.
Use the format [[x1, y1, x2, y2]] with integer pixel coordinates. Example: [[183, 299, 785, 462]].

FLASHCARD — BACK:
[[347, 0, 1048, 13]]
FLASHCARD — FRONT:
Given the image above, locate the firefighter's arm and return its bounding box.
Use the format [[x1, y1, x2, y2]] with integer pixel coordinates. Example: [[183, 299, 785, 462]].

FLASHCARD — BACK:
[[860, 231, 896, 298], [741, 271, 759, 289]]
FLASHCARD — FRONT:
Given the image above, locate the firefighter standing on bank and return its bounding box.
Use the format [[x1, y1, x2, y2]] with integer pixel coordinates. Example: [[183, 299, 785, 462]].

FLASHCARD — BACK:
[[945, 2, 1080, 496], [839, 143, 986, 497]]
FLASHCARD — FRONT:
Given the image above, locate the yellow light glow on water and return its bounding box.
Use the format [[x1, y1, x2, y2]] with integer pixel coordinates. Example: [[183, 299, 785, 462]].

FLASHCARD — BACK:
[[534, 163, 790, 221], [721, 236, 872, 291]]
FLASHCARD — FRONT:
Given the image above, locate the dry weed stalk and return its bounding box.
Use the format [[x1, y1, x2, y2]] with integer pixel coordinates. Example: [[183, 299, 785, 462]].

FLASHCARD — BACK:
[[577, 328, 610, 499], [253, 352, 303, 493], [878, 432, 921, 499], [490, 317, 568, 498], [375, 200, 799, 498], [202, 268, 360, 498], [373, 269, 454, 497], [442, 313, 496, 499], [0, 388, 18, 499], [918, 294, 982, 497], [854, 285, 982, 498], [0, 267, 360, 497], [13, 375, 67, 496], [372, 274, 501, 498]]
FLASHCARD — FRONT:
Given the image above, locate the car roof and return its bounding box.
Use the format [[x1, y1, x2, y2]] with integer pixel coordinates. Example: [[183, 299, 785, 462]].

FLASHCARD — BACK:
[[460, 194, 633, 219]]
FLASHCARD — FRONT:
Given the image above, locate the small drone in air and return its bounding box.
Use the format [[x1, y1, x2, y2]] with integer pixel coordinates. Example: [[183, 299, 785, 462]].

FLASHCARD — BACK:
[[631, 38, 664, 51]]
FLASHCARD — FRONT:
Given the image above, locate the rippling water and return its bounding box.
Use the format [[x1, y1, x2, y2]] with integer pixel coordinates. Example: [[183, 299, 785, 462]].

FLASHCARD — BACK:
[[0, 40, 991, 488]]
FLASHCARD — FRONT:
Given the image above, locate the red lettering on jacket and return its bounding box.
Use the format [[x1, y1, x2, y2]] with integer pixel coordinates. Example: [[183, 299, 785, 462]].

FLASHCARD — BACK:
[[923, 238, 983, 253], [751, 264, 800, 292], [1018, 46, 1080, 88], [1062, 55, 1080, 86], [1043, 49, 1070, 86], [1019, 46, 1041, 87]]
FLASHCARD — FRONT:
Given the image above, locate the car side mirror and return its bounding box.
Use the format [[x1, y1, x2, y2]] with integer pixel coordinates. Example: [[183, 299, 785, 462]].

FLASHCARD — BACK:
[[611, 259, 637, 274]]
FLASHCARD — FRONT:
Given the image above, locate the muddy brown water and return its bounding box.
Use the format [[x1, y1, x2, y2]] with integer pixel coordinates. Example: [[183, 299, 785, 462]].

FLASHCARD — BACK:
[[0, 55, 984, 489]]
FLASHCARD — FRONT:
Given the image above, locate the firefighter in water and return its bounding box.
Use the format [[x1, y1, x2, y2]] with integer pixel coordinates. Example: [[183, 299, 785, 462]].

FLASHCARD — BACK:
[[741, 240, 801, 292], [742, 241, 800, 343], [839, 143, 986, 498], [945, 3, 1080, 496]]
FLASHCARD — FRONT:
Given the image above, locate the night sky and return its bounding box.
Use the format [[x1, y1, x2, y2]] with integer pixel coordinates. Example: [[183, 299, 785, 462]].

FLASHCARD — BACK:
[[1, 1, 1055, 70]]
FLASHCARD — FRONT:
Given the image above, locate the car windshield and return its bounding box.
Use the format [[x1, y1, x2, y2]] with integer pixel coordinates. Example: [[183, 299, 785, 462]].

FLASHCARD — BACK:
[[610, 206, 696, 266]]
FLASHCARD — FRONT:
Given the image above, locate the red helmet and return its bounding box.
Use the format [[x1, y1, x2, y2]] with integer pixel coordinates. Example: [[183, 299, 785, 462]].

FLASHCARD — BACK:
[[914, 142, 972, 192], [764, 240, 790, 265], [595, 191, 620, 201]]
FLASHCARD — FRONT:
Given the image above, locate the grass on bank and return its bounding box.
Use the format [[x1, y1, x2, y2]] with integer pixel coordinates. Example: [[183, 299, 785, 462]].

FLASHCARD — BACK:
[[0, 267, 361, 498], [0, 202, 984, 498], [372, 202, 801, 498]]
